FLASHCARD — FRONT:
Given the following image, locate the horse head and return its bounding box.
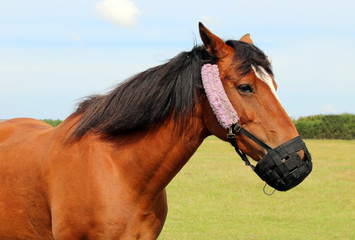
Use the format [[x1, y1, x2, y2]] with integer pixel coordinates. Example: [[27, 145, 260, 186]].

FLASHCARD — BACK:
[[199, 23, 312, 191]]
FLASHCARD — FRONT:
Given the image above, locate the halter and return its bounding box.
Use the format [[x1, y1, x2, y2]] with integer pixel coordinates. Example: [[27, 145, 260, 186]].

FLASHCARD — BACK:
[[227, 122, 269, 171], [201, 64, 312, 193]]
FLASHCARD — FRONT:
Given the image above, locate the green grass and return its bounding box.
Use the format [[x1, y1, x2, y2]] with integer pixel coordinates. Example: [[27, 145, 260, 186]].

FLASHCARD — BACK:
[[159, 137, 355, 240]]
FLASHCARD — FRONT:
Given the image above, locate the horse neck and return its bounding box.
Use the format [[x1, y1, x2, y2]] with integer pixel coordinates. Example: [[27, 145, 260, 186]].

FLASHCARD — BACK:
[[111, 109, 209, 200]]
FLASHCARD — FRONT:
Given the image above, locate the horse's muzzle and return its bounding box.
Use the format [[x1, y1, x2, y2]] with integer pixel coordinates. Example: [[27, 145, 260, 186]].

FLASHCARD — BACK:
[[254, 136, 312, 191], [228, 124, 313, 192]]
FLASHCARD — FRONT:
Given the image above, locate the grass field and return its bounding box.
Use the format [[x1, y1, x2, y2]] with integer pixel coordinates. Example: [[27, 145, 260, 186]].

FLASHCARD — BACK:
[[158, 137, 355, 240]]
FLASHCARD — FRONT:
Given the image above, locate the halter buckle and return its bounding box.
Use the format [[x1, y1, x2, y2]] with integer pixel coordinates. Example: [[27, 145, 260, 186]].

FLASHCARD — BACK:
[[227, 126, 236, 139], [233, 123, 242, 132]]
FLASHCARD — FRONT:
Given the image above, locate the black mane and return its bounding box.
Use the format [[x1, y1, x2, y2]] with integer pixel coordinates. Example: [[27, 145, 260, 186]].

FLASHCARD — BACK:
[[69, 41, 272, 140]]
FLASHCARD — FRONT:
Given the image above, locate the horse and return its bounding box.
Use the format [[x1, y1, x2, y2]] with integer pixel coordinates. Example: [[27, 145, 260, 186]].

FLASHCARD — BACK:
[[0, 23, 311, 239]]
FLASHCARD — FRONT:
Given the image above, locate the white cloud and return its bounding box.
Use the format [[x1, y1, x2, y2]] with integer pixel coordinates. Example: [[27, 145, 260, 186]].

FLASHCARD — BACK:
[[95, 0, 139, 28]]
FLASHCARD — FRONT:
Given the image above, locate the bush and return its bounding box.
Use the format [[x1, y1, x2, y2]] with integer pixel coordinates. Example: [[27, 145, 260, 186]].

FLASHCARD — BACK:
[[41, 119, 63, 127], [294, 114, 355, 140]]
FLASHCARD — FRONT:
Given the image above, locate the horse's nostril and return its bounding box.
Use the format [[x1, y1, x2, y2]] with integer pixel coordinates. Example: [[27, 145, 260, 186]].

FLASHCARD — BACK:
[[297, 150, 305, 161], [281, 155, 290, 163], [282, 150, 305, 162]]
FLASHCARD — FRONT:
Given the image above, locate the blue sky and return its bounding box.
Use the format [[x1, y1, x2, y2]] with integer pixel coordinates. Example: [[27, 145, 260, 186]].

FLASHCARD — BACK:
[[1, 0, 354, 120]]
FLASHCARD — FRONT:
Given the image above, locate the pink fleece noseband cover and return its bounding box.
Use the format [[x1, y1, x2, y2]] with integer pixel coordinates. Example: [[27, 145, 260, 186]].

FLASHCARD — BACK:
[[201, 64, 239, 128]]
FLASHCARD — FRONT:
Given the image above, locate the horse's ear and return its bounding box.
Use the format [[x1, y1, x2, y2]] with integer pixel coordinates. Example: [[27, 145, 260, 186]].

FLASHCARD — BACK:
[[240, 34, 254, 45], [199, 22, 234, 59]]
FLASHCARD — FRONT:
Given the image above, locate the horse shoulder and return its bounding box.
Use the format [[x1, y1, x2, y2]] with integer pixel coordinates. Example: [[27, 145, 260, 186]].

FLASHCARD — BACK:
[[48, 136, 167, 239]]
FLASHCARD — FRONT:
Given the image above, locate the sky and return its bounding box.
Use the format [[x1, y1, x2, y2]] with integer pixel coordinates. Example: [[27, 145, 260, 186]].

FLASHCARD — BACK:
[[0, 0, 354, 120]]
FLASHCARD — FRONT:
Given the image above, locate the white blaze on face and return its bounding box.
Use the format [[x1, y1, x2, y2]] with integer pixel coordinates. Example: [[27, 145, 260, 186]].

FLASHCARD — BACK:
[[252, 66, 281, 103]]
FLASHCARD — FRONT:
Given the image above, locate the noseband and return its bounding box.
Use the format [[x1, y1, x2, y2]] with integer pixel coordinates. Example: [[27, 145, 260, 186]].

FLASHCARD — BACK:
[[201, 64, 312, 192]]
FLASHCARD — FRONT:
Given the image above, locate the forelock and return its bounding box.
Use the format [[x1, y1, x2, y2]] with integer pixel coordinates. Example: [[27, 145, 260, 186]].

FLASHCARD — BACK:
[[225, 40, 273, 77]]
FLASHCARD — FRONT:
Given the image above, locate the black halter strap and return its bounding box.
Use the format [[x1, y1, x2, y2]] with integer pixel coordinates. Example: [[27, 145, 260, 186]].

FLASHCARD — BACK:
[[227, 123, 272, 170]]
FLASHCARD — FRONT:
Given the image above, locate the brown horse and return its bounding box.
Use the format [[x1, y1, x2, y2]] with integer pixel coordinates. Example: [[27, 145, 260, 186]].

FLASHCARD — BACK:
[[0, 23, 310, 239]]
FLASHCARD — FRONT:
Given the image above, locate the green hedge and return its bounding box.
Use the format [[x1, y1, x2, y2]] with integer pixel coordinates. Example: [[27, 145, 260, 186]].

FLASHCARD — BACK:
[[294, 114, 355, 140], [41, 119, 63, 127]]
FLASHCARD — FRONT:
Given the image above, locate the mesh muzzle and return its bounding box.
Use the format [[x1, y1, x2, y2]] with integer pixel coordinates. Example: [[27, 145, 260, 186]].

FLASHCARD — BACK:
[[254, 136, 312, 191], [227, 123, 312, 192]]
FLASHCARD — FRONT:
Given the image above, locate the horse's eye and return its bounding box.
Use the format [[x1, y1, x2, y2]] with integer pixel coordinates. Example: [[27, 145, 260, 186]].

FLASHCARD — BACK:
[[238, 84, 254, 93]]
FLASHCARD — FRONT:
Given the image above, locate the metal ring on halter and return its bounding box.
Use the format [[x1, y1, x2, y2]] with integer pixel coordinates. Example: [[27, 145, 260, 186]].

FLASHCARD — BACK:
[[263, 183, 276, 196]]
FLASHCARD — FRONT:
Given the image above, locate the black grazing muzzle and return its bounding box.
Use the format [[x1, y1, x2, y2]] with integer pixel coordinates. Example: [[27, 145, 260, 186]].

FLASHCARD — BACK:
[[254, 135, 312, 191], [228, 123, 312, 192]]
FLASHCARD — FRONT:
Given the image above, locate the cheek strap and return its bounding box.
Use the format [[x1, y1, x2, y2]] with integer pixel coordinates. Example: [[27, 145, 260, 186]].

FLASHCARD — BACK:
[[227, 123, 272, 169]]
